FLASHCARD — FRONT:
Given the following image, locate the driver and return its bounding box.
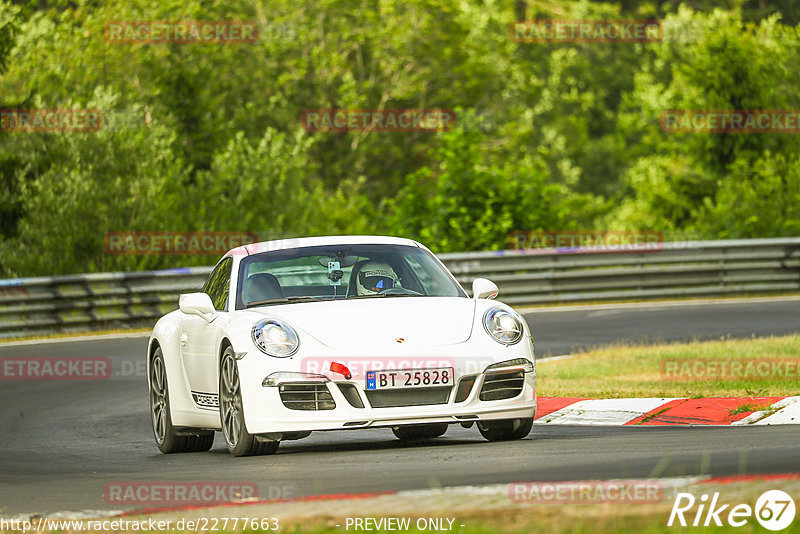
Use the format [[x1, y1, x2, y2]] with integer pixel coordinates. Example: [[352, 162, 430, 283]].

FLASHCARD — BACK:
[[354, 261, 399, 296]]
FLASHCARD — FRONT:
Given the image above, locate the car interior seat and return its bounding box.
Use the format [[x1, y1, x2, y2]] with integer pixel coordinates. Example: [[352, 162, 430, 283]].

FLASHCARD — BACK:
[[244, 272, 284, 304]]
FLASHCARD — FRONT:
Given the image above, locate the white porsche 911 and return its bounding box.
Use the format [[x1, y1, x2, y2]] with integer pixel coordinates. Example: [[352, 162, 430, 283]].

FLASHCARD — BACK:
[[147, 235, 536, 456]]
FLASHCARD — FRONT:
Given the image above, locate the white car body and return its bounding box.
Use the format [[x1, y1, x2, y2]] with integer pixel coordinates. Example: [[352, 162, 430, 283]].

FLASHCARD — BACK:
[[147, 235, 536, 454]]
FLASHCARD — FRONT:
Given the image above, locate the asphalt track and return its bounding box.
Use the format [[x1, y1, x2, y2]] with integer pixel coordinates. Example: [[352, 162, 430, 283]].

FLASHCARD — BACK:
[[0, 298, 798, 516], [526, 297, 800, 356]]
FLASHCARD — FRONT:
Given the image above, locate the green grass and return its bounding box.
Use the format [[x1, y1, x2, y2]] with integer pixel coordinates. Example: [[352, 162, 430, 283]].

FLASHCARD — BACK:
[[537, 334, 800, 398], [728, 403, 770, 415]]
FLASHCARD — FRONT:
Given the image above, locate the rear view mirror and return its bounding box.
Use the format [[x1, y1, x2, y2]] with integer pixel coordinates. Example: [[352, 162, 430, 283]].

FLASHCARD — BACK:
[[179, 292, 216, 321], [472, 278, 499, 300]]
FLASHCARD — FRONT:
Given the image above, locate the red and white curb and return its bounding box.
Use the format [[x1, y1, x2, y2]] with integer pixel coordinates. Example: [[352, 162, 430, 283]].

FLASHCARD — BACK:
[[536, 396, 800, 425]]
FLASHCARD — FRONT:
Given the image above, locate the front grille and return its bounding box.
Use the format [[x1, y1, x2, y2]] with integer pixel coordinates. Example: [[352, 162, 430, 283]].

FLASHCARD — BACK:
[[479, 370, 525, 401], [365, 386, 451, 408], [279, 383, 335, 410]]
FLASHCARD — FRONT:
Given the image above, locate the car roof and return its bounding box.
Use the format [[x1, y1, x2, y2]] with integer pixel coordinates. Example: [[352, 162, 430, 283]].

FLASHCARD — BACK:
[[230, 235, 422, 257]]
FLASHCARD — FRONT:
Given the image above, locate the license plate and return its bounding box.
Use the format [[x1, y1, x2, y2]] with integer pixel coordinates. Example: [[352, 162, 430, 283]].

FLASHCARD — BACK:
[[365, 368, 454, 390]]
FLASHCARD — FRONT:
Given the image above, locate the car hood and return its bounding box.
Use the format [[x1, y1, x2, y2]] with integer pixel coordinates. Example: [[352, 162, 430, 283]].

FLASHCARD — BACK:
[[250, 297, 476, 349]]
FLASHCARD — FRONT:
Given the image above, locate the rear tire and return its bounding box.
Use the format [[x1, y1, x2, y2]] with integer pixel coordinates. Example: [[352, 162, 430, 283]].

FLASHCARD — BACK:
[[477, 418, 533, 441], [150, 347, 214, 453], [392, 423, 448, 441], [219, 346, 279, 457]]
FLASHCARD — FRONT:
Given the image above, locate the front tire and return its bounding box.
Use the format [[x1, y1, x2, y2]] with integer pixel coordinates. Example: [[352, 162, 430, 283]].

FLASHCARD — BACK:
[[477, 418, 533, 441], [392, 423, 448, 441], [150, 347, 214, 453], [219, 346, 279, 457]]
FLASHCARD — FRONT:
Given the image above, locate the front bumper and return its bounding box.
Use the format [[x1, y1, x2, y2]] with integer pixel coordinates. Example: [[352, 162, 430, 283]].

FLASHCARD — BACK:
[[240, 367, 536, 435]]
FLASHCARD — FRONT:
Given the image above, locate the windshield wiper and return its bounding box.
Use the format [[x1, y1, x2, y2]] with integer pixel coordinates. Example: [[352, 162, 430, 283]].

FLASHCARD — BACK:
[[347, 292, 422, 299], [246, 296, 321, 308]]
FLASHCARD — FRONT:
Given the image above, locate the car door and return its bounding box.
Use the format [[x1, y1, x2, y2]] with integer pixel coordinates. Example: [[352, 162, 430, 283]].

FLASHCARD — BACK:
[[180, 257, 232, 406]]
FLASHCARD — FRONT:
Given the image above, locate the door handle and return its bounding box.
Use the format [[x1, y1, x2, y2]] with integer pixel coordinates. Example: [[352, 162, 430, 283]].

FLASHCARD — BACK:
[[180, 332, 188, 346]]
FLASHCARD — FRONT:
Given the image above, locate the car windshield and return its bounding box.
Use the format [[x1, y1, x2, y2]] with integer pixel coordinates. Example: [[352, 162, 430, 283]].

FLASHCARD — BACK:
[[235, 244, 466, 309]]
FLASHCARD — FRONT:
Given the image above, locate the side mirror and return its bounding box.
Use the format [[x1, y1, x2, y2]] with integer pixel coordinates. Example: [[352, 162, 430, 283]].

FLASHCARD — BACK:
[[472, 278, 499, 300], [179, 292, 216, 321]]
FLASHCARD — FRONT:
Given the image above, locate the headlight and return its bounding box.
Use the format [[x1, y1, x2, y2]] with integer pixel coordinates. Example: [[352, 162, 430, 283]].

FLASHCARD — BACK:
[[483, 307, 524, 345], [251, 319, 299, 357]]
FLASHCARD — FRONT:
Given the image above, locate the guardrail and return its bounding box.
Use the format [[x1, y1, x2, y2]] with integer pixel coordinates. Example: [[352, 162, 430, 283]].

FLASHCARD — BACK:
[[1, 238, 798, 339]]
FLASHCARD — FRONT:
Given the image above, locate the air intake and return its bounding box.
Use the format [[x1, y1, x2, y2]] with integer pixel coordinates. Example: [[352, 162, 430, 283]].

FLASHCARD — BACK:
[[479, 370, 524, 401], [279, 383, 335, 410], [454, 376, 477, 403], [336, 383, 365, 408]]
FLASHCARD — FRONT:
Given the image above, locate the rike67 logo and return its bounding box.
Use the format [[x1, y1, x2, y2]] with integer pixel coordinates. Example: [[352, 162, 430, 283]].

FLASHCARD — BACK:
[[669, 490, 796, 530]]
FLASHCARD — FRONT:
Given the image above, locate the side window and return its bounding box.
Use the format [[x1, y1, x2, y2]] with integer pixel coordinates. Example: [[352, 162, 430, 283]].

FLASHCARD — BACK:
[[203, 257, 233, 311]]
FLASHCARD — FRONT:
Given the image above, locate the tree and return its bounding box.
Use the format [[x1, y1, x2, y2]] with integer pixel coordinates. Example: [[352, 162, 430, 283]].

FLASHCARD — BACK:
[[609, 7, 800, 237], [387, 124, 595, 252], [0, 90, 189, 276]]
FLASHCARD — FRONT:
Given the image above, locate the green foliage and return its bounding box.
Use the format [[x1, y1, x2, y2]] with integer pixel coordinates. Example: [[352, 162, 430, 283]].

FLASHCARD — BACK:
[[387, 125, 597, 252], [0, 1, 22, 75], [0, 0, 799, 276], [0, 90, 189, 276], [692, 152, 800, 238], [502, 1, 643, 197], [609, 7, 800, 236], [185, 128, 371, 240], [0, 0, 25, 240]]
